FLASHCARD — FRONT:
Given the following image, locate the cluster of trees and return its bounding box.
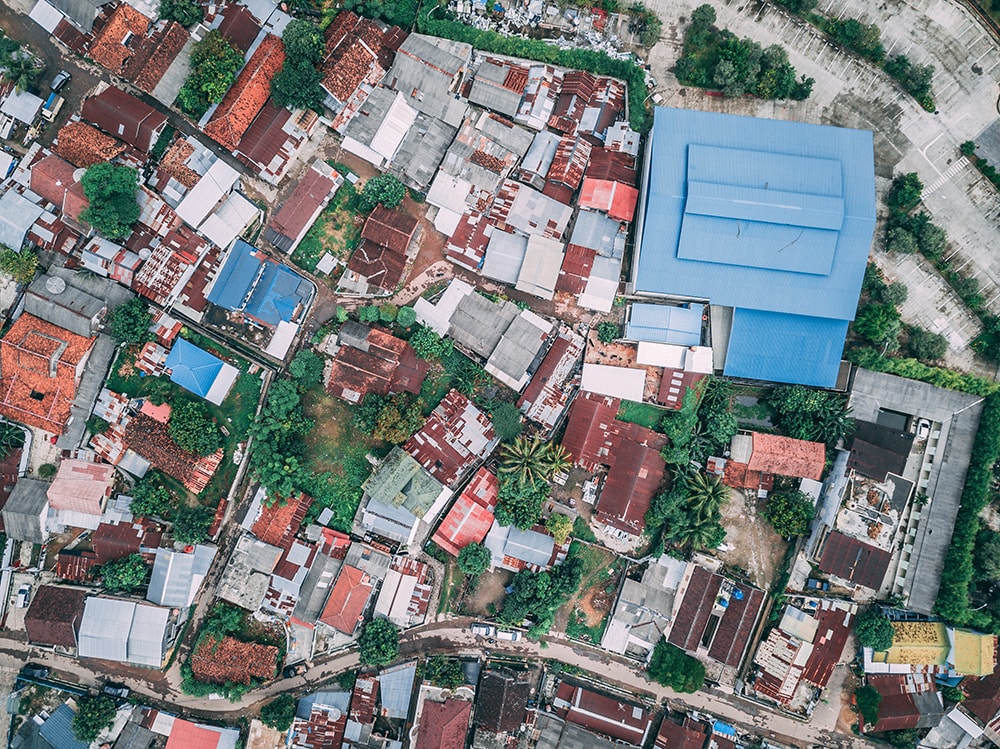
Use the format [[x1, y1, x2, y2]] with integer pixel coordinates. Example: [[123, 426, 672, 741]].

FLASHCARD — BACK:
[[0, 32, 41, 92], [494, 437, 570, 529], [855, 684, 882, 726], [181, 603, 263, 700], [855, 608, 894, 650], [488, 401, 523, 442], [858, 263, 947, 362], [168, 400, 224, 456], [765, 384, 854, 446], [289, 349, 324, 388], [130, 473, 214, 544], [80, 163, 141, 241], [596, 321, 619, 343], [248, 379, 315, 500], [762, 490, 816, 537], [357, 174, 407, 213], [259, 694, 296, 731], [849, 347, 999, 397], [417, 13, 652, 132], [936, 392, 1000, 631], [342, 0, 417, 29], [272, 20, 327, 112], [353, 392, 425, 444], [423, 657, 465, 689], [646, 471, 729, 550], [0, 421, 25, 460], [660, 376, 738, 469], [499, 550, 584, 635], [159, 0, 202, 26], [457, 542, 491, 576], [883, 54, 935, 111], [108, 298, 153, 345], [357, 302, 416, 327], [647, 638, 705, 693], [409, 325, 454, 361], [177, 31, 243, 117], [674, 5, 813, 100], [970, 527, 1000, 624], [817, 16, 883, 62], [99, 553, 148, 592], [72, 695, 117, 742], [359, 618, 399, 666], [0, 244, 38, 285]]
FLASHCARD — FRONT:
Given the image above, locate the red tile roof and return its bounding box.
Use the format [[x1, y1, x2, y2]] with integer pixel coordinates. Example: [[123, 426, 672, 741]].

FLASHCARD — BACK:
[[29, 154, 89, 220], [252, 492, 313, 547], [415, 699, 471, 749], [431, 467, 497, 556], [48, 459, 114, 517], [55, 122, 126, 168], [579, 178, 638, 222], [818, 531, 891, 589], [24, 585, 86, 648], [319, 565, 372, 633], [121, 412, 223, 493], [88, 4, 151, 74], [127, 21, 189, 93], [190, 635, 279, 685], [325, 326, 428, 403], [745, 432, 825, 480], [81, 86, 167, 152], [266, 165, 340, 244], [404, 390, 497, 488], [0, 313, 95, 434], [204, 34, 285, 151], [362, 205, 418, 254], [321, 15, 387, 103]]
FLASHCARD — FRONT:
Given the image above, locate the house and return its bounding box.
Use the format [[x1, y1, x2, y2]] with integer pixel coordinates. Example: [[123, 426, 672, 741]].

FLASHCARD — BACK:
[[0, 87, 43, 126], [586, 146, 637, 186], [650, 345, 712, 411], [602, 555, 687, 661], [543, 135, 592, 205], [490, 179, 573, 241], [514, 64, 562, 131], [341, 86, 417, 169], [519, 130, 562, 191], [562, 392, 666, 535], [374, 556, 431, 627], [393, 112, 458, 191], [87, 4, 152, 75], [248, 490, 313, 547], [164, 338, 240, 406], [482, 230, 527, 285], [147, 545, 217, 607], [548, 71, 626, 144], [414, 699, 472, 749], [556, 210, 626, 313], [631, 107, 875, 387], [320, 11, 393, 130], [24, 585, 87, 650], [291, 528, 351, 624], [47, 459, 115, 531], [0, 313, 96, 434], [863, 674, 944, 733], [475, 668, 531, 737], [207, 239, 314, 329], [0, 189, 44, 253], [29, 153, 88, 221], [552, 683, 652, 746], [469, 59, 528, 118], [578, 178, 638, 222], [217, 533, 283, 610], [262, 538, 318, 616], [25, 272, 106, 338], [91, 517, 162, 563], [34, 0, 111, 33], [379, 660, 418, 719], [174, 157, 240, 228], [357, 446, 448, 546], [291, 691, 351, 749], [25, 702, 90, 749], [514, 235, 566, 301], [484, 308, 552, 391], [203, 34, 285, 151], [404, 390, 498, 488], [817, 530, 892, 590], [319, 564, 373, 634], [847, 420, 915, 481], [342, 205, 419, 294], [534, 713, 638, 749], [483, 521, 560, 572], [324, 322, 428, 404], [654, 715, 710, 749], [262, 161, 342, 254], [384, 33, 471, 126], [517, 327, 585, 431], [54, 121, 125, 167], [81, 85, 168, 152], [235, 103, 322, 185], [157, 714, 243, 749], [667, 565, 766, 669], [77, 596, 175, 667], [864, 621, 997, 677], [721, 432, 825, 493], [431, 466, 498, 556]]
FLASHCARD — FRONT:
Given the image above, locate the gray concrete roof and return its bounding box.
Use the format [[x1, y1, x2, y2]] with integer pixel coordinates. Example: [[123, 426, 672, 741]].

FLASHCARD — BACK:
[[392, 113, 457, 191], [486, 311, 551, 384], [57, 334, 116, 451], [469, 62, 523, 117], [1, 478, 49, 544], [448, 290, 518, 358], [25, 273, 105, 338], [0, 190, 43, 251]]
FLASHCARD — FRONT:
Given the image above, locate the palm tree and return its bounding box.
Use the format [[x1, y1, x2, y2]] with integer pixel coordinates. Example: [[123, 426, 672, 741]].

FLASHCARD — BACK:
[[542, 443, 571, 477], [3, 53, 41, 92], [499, 437, 569, 485], [811, 401, 855, 446], [684, 472, 729, 519]]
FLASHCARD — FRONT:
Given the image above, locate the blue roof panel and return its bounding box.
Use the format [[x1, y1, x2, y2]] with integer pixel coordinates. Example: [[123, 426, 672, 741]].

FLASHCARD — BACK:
[[626, 303, 702, 346], [39, 704, 90, 749], [244, 263, 311, 326], [207, 239, 263, 312], [723, 309, 848, 387], [165, 338, 225, 399]]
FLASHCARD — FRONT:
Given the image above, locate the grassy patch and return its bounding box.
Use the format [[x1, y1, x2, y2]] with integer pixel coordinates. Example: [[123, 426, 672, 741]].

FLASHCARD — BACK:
[[291, 180, 361, 274], [566, 609, 609, 644], [617, 400, 666, 431]]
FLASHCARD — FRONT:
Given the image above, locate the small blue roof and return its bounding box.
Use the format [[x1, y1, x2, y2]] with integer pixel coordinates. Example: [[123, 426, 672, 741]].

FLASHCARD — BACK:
[[713, 721, 736, 737], [165, 338, 226, 399], [634, 107, 876, 387], [40, 704, 90, 749], [724, 309, 848, 387], [626, 303, 703, 346], [207, 239, 262, 312]]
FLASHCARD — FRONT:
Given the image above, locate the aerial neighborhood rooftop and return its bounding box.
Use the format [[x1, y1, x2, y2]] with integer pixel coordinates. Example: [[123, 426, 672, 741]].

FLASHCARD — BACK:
[[2, 0, 1000, 747]]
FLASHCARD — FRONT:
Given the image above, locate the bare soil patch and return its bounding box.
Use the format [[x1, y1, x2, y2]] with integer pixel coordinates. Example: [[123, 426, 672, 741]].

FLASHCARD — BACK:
[[717, 488, 788, 590]]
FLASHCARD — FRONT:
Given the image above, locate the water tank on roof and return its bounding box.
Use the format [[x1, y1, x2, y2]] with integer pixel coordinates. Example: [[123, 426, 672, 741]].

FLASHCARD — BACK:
[[45, 276, 66, 295], [72, 167, 85, 183], [139, 248, 152, 261], [732, 587, 744, 600]]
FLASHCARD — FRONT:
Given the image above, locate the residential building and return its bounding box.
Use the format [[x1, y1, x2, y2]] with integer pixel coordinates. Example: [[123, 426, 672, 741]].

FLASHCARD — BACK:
[[163, 338, 240, 406], [341, 86, 418, 169], [28, 153, 88, 221], [147, 545, 217, 608], [291, 691, 351, 748], [517, 327, 585, 431], [342, 205, 419, 294], [489, 179, 573, 240], [817, 530, 892, 590], [553, 683, 652, 746], [24, 272, 106, 338], [81, 84, 168, 152], [863, 674, 944, 734], [483, 521, 560, 572], [431, 466, 498, 556], [385, 33, 471, 126], [720, 431, 825, 494], [475, 668, 531, 739], [77, 596, 176, 667], [373, 556, 431, 627], [864, 621, 996, 677], [654, 714, 710, 749], [548, 71, 625, 144], [235, 103, 322, 184], [24, 585, 87, 650], [543, 135, 592, 205], [0, 189, 44, 252], [578, 177, 638, 222], [324, 322, 428, 404], [319, 564, 373, 634], [1, 478, 49, 544], [320, 11, 394, 130], [357, 446, 448, 546], [469, 59, 528, 118], [534, 713, 638, 749], [47, 458, 115, 531], [414, 699, 472, 749], [217, 533, 283, 610], [602, 555, 688, 661], [262, 161, 342, 254], [630, 107, 876, 387], [54, 121, 125, 168]]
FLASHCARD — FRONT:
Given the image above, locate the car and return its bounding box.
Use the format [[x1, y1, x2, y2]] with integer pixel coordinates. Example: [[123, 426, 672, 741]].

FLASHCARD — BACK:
[[102, 682, 130, 699], [471, 622, 496, 637], [496, 629, 521, 642], [283, 663, 307, 678], [916, 418, 931, 441], [21, 664, 49, 679], [16, 584, 30, 607], [805, 578, 830, 592], [50, 70, 70, 92]]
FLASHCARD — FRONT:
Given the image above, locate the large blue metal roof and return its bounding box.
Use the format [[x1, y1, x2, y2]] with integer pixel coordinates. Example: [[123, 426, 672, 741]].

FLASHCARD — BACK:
[[207, 239, 262, 312], [165, 338, 226, 399], [634, 107, 876, 386], [207, 239, 311, 326]]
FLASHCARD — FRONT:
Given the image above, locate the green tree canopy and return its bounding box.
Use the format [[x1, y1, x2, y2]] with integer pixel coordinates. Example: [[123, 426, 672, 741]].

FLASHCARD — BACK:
[[130, 474, 175, 519], [855, 684, 882, 726], [494, 475, 549, 530], [260, 694, 296, 731], [499, 554, 584, 634], [423, 657, 464, 689], [457, 542, 492, 576], [907, 326, 948, 361], [973, 527, 1000, 580], [886, 226, 917, 255], [409, 325, 453, 360], [80, 163, 140, 240], [854, 302, 901, 348], [109, 297, 153, 344], [282, 19, 324, 63], [372, 397, 424, 444], [855, 608, 894, 651], [762, 490, 816, 537], [596, 322, 619, 343], [499, 437, 569, 486], [100, 553, 148, 591], [357, 174, 407, 212], [0, 245, 38, 285], [341, 0, 418, 29], [176, 30, 243, 116], [396, 306, 417, 327], [72, 695, 117, 742], [359, 618, 399, 666], [647, 639, 705, 693], [546, 513, 573, 545], [172, 504, 214, 545], [270, 61, 326, 111], [489, 402, 523, 442], [289, 349, 324, 387], [168, 400, 223, 456], [887, 172, 924, 213], [159, 0, 202, 25], [765, 385, 855, 446]]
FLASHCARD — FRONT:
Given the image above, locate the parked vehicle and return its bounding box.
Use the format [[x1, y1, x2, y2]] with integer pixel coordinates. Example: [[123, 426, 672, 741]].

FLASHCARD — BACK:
[[41, 93, 64, 122], [102, 682, 130, 699], [283, 662, 310, 678], [21, 664, 49, 679], [496, 629, 521, 642], [50, 70, 70, 91], [16, 584, 30, 608], [916, 418, 931, 440], [805, 578, 830, 591], [471, 622, 496, 637]]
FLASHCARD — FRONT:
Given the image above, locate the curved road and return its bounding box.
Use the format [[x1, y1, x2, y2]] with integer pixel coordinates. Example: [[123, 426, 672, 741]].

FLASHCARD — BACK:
[[1, 620, 872, 749]]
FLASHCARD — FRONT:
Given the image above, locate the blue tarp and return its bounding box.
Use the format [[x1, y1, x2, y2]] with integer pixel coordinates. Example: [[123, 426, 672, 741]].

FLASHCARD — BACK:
[[164, 338, 226, 400]]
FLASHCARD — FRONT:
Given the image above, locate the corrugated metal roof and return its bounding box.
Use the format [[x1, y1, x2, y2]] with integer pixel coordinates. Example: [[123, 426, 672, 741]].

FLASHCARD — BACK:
[[625, 303, 703, 346], [0, 190, 43, 251], [580, 363, 645, 402], [485, 309, 551, 389], [164, 338, 227, 400], [39, 704, 90, 749], [378, 661, 416, 719], [78, 597, 133, 661], [128, 603, 169, 666], [482, 231, 527, 285], [515, 235, 564, 301]]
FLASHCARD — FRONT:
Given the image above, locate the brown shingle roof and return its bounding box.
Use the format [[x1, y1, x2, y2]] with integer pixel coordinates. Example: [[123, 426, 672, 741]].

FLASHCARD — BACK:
[[475, 669, 530, 733], [217, 3, 261, 53], [346, 240, 407, 294], [24, 585, 86, 648], [55, 122, 126, 168], [204, 34, 285, 151], [416, 700, 471, 749]]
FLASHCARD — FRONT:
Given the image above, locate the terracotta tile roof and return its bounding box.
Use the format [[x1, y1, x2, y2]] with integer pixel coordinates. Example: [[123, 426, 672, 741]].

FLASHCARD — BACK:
[[165, 719, 231, 749], [252, 492, 313, 547], [321, 19, 386, 104], [431, 467, 497, 556], [416, 699, 471, 749], [29, 154, 89, 220], [190, 635, 278, 685], [0, 313, 95, 434], [361, 205, 418, 254], [325, 325, 427, 403], [404, 390, 497, 488], [88, 4, 151, 74], [24, 585, 87, 648], [47, 459, 114, 517], [122, 412, 223, 493], [55, 122, 126, 168], [345, 240, 407, 293], [745, 432, 825, 480], [204, 34, 285, 151], [319, 564, 372, 633], [817, 531, 891, 589]]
